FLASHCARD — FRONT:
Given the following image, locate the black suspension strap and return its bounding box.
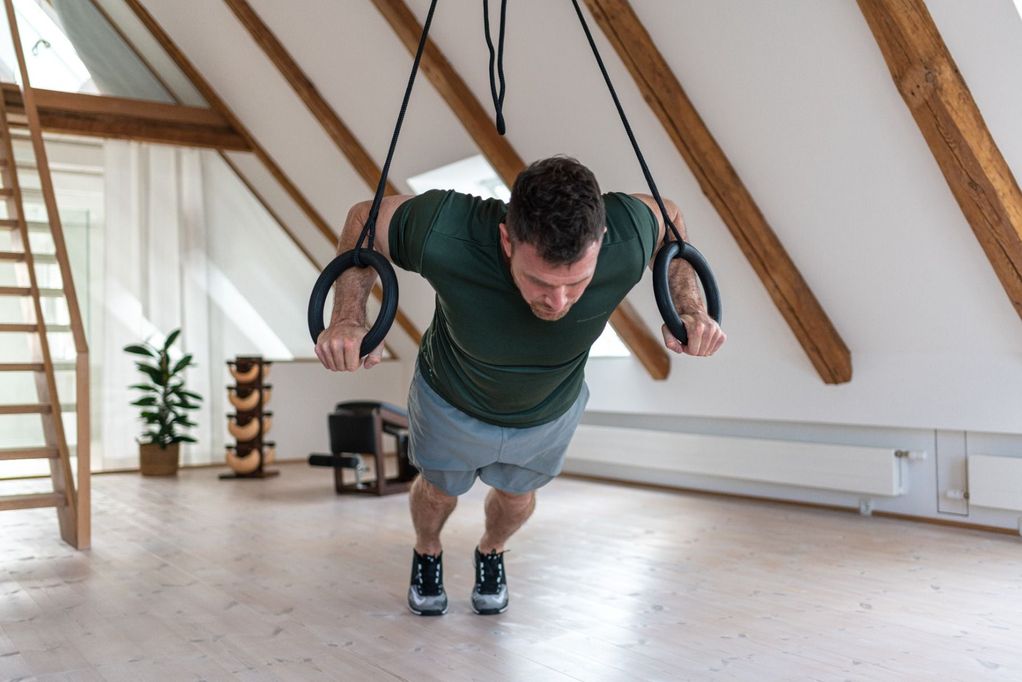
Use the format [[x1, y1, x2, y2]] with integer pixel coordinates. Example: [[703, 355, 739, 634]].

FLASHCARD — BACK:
[[570, 0, 681, 245], [570, 0, 721, 342], [308, 0, 439, 350], [353, 0, 440, 263], [484, 0, 508, 135]]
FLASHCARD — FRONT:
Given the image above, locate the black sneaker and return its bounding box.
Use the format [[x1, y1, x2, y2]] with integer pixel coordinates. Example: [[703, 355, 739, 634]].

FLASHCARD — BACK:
[[407, 550, 448, 616], [471, 547, 509, 615]]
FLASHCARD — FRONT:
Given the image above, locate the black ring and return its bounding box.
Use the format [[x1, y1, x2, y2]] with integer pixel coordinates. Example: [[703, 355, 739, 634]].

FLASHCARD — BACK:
[[308, 249, 399, 358], [653, 241, 722, 347]]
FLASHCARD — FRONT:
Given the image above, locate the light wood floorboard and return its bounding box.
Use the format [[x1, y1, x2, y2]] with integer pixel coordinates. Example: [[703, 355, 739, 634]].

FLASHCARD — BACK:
[[1, 465, 1020, 681]]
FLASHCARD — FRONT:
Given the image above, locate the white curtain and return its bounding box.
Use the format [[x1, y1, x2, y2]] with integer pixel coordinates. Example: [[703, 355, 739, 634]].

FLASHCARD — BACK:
[[97, 142, 215, 469], [94, 141, 316, 470]]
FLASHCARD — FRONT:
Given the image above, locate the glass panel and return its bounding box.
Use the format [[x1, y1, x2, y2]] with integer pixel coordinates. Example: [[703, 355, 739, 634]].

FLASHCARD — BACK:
[[0, 0, 176, 102]]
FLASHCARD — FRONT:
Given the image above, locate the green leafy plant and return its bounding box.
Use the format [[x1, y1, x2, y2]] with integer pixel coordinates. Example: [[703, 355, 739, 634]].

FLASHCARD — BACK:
[[123, 328, 203, 448]]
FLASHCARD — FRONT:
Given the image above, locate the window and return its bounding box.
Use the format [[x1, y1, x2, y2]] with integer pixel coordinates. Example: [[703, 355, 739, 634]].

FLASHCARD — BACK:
[[407, 155, 631, 358]]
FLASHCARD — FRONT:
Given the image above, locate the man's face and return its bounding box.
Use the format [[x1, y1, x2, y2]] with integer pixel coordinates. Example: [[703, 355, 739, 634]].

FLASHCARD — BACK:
[[499, 223, 602, 321]]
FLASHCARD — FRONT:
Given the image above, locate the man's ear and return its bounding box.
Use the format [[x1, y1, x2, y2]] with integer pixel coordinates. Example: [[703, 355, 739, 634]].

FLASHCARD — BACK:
[[499, 223, 513, 258]]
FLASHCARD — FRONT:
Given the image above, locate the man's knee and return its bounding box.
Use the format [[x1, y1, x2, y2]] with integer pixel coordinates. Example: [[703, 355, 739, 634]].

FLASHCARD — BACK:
[[491, 486, 535, 506], [414, 474, 460, 503]]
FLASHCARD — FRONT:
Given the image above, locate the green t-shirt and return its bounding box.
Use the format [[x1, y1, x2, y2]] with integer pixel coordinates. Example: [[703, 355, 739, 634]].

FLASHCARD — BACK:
[[389, 189, 657, 427]]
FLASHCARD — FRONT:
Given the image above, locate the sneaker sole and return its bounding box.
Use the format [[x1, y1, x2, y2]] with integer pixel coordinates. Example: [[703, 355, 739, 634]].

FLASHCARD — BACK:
[[408, 603, 448, 616], [471, 604, 508, 616]]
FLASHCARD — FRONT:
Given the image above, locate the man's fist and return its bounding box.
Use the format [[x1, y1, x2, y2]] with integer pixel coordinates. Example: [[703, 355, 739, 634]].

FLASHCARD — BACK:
[[315, 321, 384, 371], [662, 312, 725, 357]]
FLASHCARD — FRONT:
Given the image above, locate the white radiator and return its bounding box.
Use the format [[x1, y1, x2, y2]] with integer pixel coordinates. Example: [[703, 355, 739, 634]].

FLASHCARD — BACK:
[[967, 455, 1022, 511], [566, 425, 915, 496]]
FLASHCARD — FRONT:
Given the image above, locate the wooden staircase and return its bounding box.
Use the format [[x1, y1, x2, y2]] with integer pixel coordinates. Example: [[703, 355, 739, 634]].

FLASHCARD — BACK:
[[0, 0, 90, 549]]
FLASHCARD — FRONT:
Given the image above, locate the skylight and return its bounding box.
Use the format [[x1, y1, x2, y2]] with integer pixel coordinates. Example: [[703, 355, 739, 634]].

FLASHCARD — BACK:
[[407, 154, 631, 358], [0, 0, 96, 92]]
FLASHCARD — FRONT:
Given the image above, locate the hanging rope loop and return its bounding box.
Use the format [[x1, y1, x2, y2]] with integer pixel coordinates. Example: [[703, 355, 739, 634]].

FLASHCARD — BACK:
[[483, 0, 508, 135]]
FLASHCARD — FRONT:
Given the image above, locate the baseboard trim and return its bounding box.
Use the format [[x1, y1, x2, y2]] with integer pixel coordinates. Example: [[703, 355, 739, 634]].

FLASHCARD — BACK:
[[560, 472, 1019, 538]]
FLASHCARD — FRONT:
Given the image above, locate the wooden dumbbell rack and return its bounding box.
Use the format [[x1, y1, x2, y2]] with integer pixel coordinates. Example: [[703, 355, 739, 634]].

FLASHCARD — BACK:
[[220, 355, 278, 479]]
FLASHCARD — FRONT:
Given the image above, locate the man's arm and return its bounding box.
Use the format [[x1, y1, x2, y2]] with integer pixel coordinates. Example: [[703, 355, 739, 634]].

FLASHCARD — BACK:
[[315, 194, 413, 372], [630, 193, 726, 357]]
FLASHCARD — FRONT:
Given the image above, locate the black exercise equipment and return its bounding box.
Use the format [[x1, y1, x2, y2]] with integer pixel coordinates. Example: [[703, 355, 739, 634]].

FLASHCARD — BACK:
[[308, 0, 721, 352], [307, 1, 439, 352], [307, 401, 417, 496], [567, 0, 722, 344]]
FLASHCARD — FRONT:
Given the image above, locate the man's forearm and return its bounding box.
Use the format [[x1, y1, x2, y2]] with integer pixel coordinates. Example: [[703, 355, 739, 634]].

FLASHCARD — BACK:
[[329, 205, 379, 327], [664, 205, 705, 316], [668, 259, 705, 316]]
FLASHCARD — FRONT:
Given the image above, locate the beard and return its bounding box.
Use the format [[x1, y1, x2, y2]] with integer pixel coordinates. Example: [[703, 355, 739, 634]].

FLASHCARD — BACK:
[[530, 302, 571, 321]]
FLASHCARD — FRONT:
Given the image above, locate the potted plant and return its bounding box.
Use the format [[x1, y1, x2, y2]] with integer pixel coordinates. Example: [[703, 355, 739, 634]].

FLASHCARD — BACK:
[[124, 328, 203, 476]]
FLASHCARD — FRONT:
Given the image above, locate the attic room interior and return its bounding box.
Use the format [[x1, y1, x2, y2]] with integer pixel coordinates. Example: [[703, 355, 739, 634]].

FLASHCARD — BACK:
[[1, 0, 1021, 678]]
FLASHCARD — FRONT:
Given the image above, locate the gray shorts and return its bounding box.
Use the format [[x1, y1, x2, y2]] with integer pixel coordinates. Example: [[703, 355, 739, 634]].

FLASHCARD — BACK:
[[406, 366, 589, 496]]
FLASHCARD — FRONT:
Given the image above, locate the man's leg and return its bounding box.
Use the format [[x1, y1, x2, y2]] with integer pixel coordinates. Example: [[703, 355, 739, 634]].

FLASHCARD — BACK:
[[478, 487, 536, 554], [409, 475, 458, 555], [471, 486, 536, 615], [407, 475, 460, 616]]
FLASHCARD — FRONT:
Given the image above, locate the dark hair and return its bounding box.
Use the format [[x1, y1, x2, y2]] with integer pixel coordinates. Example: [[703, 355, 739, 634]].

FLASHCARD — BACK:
[[505, 156, 605, 264]]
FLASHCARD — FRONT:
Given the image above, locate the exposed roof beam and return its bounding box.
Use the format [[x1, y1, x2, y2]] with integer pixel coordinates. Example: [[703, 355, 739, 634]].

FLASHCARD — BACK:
[[584, 0, 852, 384], [223, 0, 398, 196], [371, 0, 670, 380], [0, 84, 248, 150], [121, 0, 422, 348], [858, 0, 1022, 324]]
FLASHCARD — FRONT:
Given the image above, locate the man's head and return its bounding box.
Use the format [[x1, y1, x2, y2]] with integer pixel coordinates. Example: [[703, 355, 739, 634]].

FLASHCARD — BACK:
[[500, 156, 605, 321]]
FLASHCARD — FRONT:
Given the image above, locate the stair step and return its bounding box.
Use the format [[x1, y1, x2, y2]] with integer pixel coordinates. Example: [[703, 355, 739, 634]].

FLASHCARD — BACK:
[[0, 492, 64, 512], [0, 251, 58, 264], [0, 447, 57, 461], [0, 188, 12, 198], [0, 286, 64, 297], [0, 403, 52, 415], [0, 363, 43, 371], [0, 324, 74, 333], [0, 221, 50, 233], [0, 362, 75, 372]]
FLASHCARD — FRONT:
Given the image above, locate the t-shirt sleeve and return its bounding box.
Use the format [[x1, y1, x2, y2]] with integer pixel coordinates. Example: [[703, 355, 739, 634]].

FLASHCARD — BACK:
[[631, 195, 659, 265], [606, 192, 659, 275], [388, 189, 451, 273]]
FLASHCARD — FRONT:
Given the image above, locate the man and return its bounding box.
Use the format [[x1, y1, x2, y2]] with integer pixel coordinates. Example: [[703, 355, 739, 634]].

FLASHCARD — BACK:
[[315, 156, 725, 616]]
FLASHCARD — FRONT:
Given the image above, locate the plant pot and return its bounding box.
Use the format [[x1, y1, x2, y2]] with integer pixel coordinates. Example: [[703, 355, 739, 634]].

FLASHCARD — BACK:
[[140, 442, 180, 476]]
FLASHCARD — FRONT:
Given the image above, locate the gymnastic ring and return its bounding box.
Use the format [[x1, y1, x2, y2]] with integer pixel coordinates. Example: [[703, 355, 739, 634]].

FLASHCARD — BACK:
[[307, 249, 399, 357], [653, 241, 722, 347]]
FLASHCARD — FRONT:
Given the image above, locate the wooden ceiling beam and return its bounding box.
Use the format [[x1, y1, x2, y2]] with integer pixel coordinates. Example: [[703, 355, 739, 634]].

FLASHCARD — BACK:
[[223, 0, 398, 196], [0, 84, 248, 150], [121, 0, 421, 348], [372, 0, 670, 380], [584, 0, 852, 384], [858, 0, 1022, 323]]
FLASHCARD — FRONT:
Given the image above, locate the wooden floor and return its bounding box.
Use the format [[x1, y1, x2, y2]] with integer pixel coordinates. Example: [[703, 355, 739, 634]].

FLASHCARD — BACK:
[[1, 465, 1020, 681]]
